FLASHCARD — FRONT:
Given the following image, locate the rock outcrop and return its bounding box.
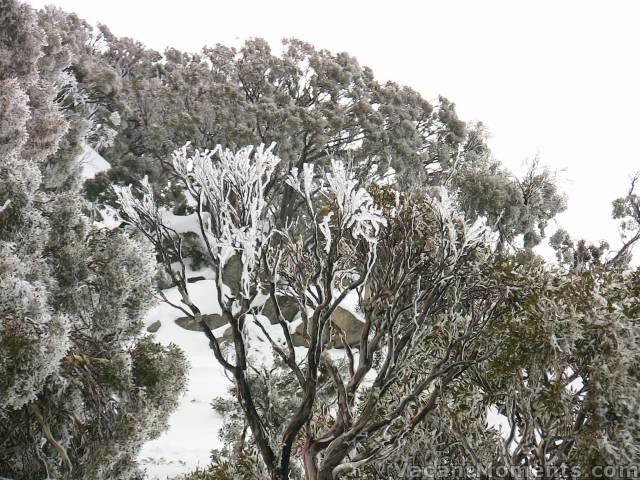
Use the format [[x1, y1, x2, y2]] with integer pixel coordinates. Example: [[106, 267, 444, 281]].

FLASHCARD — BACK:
[[174, 313, 226, 331], [146, 320, 162, 333], [290, 306, 364, 348], [173, 257, 365, 350]]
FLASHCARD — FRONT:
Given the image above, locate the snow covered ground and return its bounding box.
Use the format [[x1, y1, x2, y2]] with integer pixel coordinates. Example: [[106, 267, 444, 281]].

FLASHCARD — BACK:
[[138, 280, 232, 479], [137, 265, 295, 479]]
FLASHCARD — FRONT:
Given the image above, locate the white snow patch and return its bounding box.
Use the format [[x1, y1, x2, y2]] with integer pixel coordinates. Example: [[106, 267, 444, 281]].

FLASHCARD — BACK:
[[160, 211, 204, 236], [78, 143, 110, 180], [93, 204, 122, 230], [139, 281, 231, 479], [487, 405, 511, 439]]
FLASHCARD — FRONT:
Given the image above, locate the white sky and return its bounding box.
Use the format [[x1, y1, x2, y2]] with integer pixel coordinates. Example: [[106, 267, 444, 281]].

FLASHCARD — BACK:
[[27, 0, 640, 253]]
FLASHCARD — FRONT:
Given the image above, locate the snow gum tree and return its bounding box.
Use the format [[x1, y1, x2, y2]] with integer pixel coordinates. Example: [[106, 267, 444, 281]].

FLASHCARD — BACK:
[[117, 134, 640, 479], [355, 184, 640, 479], [0, 2, 188, 478], [116, 141, 524, 479]]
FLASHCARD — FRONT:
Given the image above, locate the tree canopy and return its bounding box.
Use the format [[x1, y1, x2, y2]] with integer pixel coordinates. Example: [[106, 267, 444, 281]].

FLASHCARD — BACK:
[[1, 2, 639, 480], [0, 2, 187, 478]]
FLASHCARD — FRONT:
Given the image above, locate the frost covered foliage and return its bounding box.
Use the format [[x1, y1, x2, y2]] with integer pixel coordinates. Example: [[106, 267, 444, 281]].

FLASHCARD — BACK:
[[116, 143, 283, 300], [71, 230, 158, 341], [86, 36, 470, 205], [80, 30, 565, 247], [355, 259, 640, 479], [117, 142, 507, 480], [286, 159, 387, 246], [121, 136, 640, 480], [0, 0, 69, 413], [0, 243, 70, 410], [172, 142, 280, 296], [210, 358, 310, 480], [0, 0, 44, 82], [4, 0, 634, 476], [0, 2, 187, 479], [66, 26, 569, 254], [453, 155, 566, 249]]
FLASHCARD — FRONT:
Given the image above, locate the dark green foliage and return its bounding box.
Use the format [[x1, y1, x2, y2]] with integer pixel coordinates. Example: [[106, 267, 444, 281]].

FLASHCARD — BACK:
[[0, 2, 188, 479]]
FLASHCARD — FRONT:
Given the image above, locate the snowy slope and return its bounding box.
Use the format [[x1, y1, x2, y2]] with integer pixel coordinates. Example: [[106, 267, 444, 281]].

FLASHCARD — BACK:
[[136, 277, 375, 478], [139, 280, 231, 479], [138, 276, 300, 478]]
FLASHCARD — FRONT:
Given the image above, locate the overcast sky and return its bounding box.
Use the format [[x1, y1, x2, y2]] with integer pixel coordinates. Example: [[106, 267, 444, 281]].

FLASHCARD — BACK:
[[26, 0, 640, 254]]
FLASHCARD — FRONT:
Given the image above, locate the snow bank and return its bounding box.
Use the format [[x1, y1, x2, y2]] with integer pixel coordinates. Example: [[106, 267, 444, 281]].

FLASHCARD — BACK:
[[139, 281, 230, 479], [78, 143, 110, 180], [137, 248, 371, 478]]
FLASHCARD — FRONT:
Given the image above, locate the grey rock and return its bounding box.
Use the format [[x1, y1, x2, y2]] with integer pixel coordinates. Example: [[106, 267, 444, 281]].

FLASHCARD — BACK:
[[174, 313, 226, 331], [146, 320, 162, 333], [290, 330, 306, 347], [221, 254, 299, 325], [331, 306, 365, 346], [220, 326, 234, 343], [187, 275, 206, 283], [292, 306, 364, 348], [217, 307, 363, 349], [260, 294, 299, 325]]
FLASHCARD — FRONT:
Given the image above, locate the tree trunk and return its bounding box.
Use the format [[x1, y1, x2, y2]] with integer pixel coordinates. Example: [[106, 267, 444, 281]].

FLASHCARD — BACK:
[[270, 468, 288, 480]]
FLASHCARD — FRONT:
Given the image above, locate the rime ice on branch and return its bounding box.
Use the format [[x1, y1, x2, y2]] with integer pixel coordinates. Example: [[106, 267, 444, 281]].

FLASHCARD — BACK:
[[115, 141, 509, 480]]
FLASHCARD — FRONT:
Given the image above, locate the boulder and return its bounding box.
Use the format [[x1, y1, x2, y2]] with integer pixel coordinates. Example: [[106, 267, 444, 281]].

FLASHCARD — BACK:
[[146, 320, 162, 333], [221, 254, 299, 325], [174, 313, 226, 332], [292, 306, 364, 348], [187, 275, 206, 283], [217, 326, 235, 345], [218, 306, 363, 349], [331, 306, 365, 346], [260, 294, 299, 325]]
